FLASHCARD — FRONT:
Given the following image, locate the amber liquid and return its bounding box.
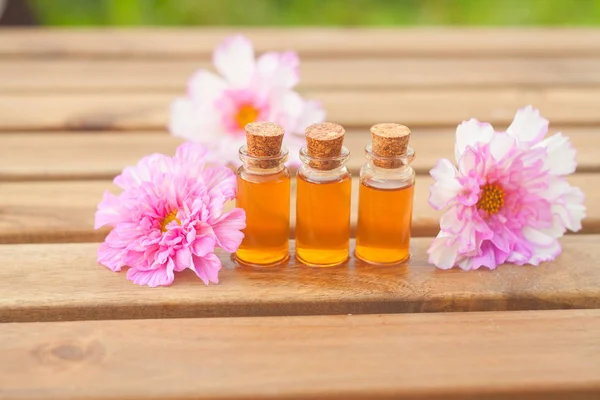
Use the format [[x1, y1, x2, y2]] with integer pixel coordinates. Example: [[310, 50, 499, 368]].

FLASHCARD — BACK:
[[355, 182, 414, 264], [295, 173, 351, 266], [235, 170, 290, 266]]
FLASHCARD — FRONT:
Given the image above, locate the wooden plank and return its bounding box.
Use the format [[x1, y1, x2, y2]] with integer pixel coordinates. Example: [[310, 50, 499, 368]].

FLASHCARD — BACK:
[[3, 88, 600, 131], [1, 238, 599, 322], [2, 311, 599, 400], [1, 173, 596, 245], [2, 28, 600, 58], [4, 58, 600, 92], [2, 128, 600, 181]]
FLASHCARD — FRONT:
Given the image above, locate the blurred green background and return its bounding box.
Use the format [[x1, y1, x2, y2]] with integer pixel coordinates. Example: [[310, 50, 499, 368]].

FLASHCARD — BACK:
[[27, 0, 600, 26]]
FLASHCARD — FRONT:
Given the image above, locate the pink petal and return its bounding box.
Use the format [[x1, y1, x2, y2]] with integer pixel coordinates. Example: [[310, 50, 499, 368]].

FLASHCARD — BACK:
[[454, 119, 494, 161], [489, 133, 517, 163], [212, 208, 246, 253], [175, 142, 210, 169], [114, 153, 172, 190], [522, 226, 556, 247], [213, 35, 255, 87], [95, 191, 124, 229], [527, 239, 562, 266], [126, 264, 175, 287], [187, 69, 227, 104], [168, 97, 223, 144], [507, 105, 548, 146], [256, 51, 300, 89], [192, 234, 217, 258], [428, 159, 462, 210], [534, 132, 577, 176], [427, 233, 460, 270], [202, 166, 237, 200], [563, 186, 586, 231], [191, 253, 222, 285], [174, 247, 192, 272], [97, 242, 126, 272]]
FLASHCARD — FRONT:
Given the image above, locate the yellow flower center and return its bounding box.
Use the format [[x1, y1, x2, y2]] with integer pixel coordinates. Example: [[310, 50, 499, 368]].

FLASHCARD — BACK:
[[160, 210, 180, 232], [477, 184, 505, 215], [235, 104, 259, 129]]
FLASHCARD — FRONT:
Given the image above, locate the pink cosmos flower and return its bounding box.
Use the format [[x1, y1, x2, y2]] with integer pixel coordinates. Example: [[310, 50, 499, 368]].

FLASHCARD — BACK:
[[169, 35, 326, 166], [428, 106, 586, 270], [95, 143, 246, 287]]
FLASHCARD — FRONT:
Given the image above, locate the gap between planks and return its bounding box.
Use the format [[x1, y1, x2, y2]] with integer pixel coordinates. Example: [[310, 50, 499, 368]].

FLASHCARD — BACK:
[[3, 89, 600, 131], [3, 28, 600, 58], [1, 173, 597, 245], [1, 310, 599, 400], [1, 237, 599, 322], [2, 128, 600, 181], [3, 58, 600, 92]]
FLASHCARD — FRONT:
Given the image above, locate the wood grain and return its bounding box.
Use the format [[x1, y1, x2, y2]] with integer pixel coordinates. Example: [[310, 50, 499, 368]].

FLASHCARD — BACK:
[[1, 174, 596, 245], [3, 89, 600, 131], [3, 28, 600, 58], [4, 58, 600, 92], [2, 128, 600, 181], [1, 236, 600, 322], [2, 310, 599, 400]]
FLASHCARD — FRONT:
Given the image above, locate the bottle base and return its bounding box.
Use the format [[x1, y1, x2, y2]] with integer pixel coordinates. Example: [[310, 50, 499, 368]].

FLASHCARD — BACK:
[[233, 253, 289, 268], [354, 251, 410, 266], [295, 253, 348, 268]]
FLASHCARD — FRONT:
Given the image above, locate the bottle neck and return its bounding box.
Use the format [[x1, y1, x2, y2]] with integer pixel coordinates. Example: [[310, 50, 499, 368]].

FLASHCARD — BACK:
[[239, 145, 288, 175]]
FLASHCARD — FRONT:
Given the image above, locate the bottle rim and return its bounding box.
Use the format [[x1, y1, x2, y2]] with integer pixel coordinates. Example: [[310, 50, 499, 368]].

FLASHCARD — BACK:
[[299, 146, 351, 163], [238, 145, 289, 163], [364, 143, 415, 165]]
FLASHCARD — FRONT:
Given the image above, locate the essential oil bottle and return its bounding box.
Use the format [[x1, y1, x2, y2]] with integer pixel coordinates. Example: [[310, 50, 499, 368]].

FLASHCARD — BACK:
[[296, 122, 351, 267], [235, 122, 291, 266], [355, 123, 415, 264]]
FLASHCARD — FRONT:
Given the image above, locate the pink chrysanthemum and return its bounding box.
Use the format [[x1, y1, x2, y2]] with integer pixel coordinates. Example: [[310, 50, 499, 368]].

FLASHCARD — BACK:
[[428, 106, 586, 270], [169, 35, 326, 166], [95, 143, 246, 287]]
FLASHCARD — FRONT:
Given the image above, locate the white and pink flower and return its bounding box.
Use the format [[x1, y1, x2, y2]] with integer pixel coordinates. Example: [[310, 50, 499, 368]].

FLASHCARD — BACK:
[[169, 35, 325, 166], [95, 143, 246, 287], [428, 106, 586, 270]]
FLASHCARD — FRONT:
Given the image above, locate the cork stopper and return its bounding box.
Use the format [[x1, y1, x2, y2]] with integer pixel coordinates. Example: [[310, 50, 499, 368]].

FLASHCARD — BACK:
[[305, 122, 345, 170], [245, 122, 285, 168], [370, 123, 411, 168]]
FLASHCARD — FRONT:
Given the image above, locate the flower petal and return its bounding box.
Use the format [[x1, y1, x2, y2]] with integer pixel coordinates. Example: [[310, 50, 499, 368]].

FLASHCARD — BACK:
[[489, 132, 517, 163], [191, 253, 222, 285], [174, 247, 192, 272], [126, 264, 175, 287], [212, 208, 246, 253], [429, 159, 463, 210], [192, 234, 217, 258], [168, 97, 223, 144], [187, 70, 227, 104], [213, 35, 255, 87], [255, 51, 300, 89], [563, 186, 586, 232], [454, 118, 494, 160], [427, 233, 460, 270], [534, 132, 577, 176], [95, 191, 124, 229], [527, 239, 562, 266], [97, 242, 126, 272], [202, 166, 237, 201], [114, 153, 172, 190], [507, 105, 548, 146]]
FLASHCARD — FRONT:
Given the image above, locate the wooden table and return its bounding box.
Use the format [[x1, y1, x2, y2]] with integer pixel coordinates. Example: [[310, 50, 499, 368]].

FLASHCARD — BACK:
[[1, 28, 599, 400]]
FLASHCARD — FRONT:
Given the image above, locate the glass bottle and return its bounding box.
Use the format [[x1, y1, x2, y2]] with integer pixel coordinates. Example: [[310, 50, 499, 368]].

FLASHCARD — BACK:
[[295, 122, 351, 267], [235, 122, 290, 267], [355, 124, 415, 264]]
